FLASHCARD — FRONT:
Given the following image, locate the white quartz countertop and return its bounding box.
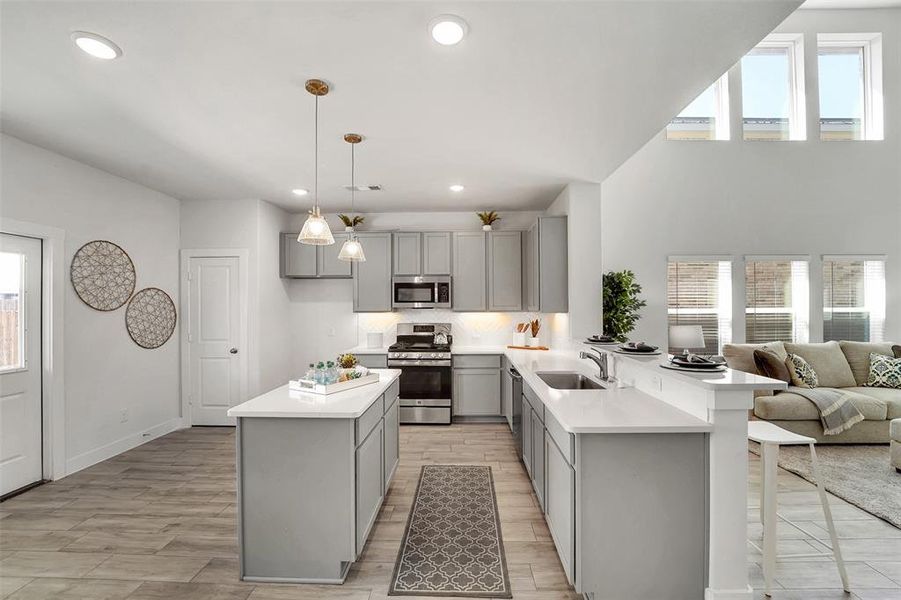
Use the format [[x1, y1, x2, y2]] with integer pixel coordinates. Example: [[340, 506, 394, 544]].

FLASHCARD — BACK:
[[345, 345, 392, 355], [502, 348, 713, 434], [227, 369, 401, 419]]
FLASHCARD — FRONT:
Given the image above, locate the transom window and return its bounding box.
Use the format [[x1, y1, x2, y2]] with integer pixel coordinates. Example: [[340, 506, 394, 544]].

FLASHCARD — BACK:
[[818, 33, 884, 141], [745, 258, 809, 344], [822, 256, 886, 342], [742, 34, 806, 141], [667, 258, 732, 355], [666, 73, 730, 141]]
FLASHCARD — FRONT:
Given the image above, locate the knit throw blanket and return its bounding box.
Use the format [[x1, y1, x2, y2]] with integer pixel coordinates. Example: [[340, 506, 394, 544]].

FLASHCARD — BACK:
[[788, 386, 865, 435]]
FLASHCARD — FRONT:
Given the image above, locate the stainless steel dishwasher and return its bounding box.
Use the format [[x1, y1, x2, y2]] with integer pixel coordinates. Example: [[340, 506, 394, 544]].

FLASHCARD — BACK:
[[509, 367, 523, 454]]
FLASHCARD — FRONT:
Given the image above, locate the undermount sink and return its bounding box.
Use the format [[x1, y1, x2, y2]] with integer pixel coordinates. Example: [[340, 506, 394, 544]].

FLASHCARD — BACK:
[[536, 371, 606, 390]]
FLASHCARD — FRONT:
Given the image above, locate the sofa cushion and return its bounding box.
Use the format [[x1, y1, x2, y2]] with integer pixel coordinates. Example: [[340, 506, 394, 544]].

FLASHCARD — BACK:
[[844, 386, 901, 419], [723, 342, 787, 375], [754, 349, 792, 383], [865, 354, 901, 389], [784, 341, 856, 388], [786, 354, 819, 388], [892, 418, 901, 441], [839, 341, 894, 386], [754, 389, 888, 421]]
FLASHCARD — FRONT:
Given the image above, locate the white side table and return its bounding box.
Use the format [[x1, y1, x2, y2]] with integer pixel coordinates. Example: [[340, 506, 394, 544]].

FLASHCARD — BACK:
[[748, 421, 850, 597]]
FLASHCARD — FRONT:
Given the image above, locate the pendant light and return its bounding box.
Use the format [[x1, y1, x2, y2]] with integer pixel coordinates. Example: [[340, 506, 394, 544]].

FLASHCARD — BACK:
[[338, 133, 366, 262], [297, 78, 335, 245]]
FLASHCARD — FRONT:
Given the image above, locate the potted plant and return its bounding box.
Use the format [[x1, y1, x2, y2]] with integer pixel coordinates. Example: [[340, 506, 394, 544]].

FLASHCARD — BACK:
[[338, 214, 365, 232], [477, 211, 500, 231], [337, 353, 358, 381], [526, 318, 541, 347], [602, 270, 647, 343]]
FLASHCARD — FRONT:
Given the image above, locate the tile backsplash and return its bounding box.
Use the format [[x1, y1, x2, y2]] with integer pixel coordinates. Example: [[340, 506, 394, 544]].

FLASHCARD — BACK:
[[357, 310, 570, 347]]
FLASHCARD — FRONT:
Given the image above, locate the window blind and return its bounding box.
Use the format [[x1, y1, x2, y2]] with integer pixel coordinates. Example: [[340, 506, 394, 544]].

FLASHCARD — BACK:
[[667, 260, 732, 354], [745, 259, 809, 343], [823, 258, 886, 342]]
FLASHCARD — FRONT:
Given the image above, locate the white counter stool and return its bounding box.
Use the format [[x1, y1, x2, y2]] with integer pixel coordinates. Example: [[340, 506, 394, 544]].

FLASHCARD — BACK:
[[748, 421, 849, 597]]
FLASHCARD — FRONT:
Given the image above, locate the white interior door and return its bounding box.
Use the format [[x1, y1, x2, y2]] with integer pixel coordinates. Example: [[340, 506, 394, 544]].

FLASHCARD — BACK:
[[188, 256, 243, 426], [0, 233, 43, 496]]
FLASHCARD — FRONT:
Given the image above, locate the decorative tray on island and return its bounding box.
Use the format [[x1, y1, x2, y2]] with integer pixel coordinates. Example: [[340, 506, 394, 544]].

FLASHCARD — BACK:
[[289, 373, 380, 395]]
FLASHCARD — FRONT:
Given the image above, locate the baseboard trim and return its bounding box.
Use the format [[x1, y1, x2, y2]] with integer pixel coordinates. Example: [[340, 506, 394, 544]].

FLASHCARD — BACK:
[[705, 585, 753, 600], [64, 417, 185, 477]]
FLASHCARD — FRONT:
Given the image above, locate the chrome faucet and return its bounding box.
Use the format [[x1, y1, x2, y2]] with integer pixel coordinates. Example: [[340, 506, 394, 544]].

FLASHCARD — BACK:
[[579, 348, 610, 381]]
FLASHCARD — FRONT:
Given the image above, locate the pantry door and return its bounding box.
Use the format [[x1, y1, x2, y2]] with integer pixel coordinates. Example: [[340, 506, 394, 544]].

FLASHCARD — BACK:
[[0, 233, 43, 496], [186, 255, 245, 426]]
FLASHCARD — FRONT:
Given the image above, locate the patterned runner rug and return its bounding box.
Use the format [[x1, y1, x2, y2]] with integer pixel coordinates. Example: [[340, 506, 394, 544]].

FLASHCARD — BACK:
[[389, 465, 512, 597]]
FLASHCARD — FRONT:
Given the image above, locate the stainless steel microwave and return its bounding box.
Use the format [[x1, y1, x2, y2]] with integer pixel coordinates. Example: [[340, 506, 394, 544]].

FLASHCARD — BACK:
[[392, 276, 452, 309]]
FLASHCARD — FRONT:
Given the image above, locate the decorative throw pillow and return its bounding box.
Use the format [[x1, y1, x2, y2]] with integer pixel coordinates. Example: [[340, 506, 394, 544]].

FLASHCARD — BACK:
[[893, 345, 901, 359], [866, 353, 901, 389], [785, 353, 819, 388], [753, 349, 792, 384]]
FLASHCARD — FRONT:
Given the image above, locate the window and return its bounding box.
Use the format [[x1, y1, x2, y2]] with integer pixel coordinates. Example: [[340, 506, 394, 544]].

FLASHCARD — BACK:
[[818, 33, 884, 141], [745, 258, 809, 344], [666, 73, 730, 141], [0, 252, 25, 371], [667, 258, 732, 354], [823, 256, 886, 342], [742, 34, 806, 141]]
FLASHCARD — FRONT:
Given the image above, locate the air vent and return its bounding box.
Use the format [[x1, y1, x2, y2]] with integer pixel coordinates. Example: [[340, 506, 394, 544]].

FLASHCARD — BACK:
[[343, 184, 382, 192]]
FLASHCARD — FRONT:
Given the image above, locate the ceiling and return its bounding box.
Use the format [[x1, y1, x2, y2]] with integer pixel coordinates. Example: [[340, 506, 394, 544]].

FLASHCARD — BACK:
[[0, 1, 800, 213]]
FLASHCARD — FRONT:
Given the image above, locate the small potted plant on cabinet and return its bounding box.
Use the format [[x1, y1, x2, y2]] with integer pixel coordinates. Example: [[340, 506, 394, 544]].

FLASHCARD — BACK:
[[477, 211, 500, 231], [338, 214, 365, 232]]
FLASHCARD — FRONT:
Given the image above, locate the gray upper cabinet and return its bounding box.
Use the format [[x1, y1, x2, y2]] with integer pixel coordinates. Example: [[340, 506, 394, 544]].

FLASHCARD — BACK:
[[422, 232, 452, 275], [281, 232, 352, 279], [524, 216, 568, 313], [281, 233, 318, 277], [487, 231, 522, 311], [392, 232, 422, 276], [318, 233, 352, 278], [452, 232, 487, 311], [353, 233, 393, 312]]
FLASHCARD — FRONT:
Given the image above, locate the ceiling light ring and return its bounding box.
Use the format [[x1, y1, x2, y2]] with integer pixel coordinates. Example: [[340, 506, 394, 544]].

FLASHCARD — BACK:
[[429, 14, 468, 46], [71, 31, 123, 60]]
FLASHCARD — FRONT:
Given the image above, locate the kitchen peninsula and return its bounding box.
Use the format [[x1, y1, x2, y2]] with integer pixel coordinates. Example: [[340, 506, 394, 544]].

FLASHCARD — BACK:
[[227, 369, 401, 584]]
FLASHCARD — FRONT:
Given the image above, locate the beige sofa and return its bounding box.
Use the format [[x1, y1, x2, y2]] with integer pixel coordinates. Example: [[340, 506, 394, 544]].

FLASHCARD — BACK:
[[724, 340, 900, 443]]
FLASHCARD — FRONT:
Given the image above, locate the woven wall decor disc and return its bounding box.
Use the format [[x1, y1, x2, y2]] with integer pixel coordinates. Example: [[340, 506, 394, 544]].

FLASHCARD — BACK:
[[70, 240, 136, 311], [126, 287, 177, 349]]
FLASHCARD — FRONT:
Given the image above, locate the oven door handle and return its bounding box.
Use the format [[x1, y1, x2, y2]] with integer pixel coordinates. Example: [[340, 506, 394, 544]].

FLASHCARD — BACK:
[[388, 360, 452, 367]]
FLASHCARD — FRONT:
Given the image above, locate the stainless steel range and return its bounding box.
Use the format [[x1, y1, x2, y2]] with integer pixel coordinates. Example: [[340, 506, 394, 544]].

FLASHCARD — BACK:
[[388, 323, 452, 425]]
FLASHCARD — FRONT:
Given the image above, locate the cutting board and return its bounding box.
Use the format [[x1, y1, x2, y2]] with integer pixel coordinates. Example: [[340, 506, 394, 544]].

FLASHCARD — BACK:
[[506, 345, 549, 351]]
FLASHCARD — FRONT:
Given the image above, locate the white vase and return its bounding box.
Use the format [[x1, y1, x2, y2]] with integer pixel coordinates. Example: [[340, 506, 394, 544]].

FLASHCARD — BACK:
[[345, 226, 354, 232], [526, 336, 540, 347], [513, 332, 526, 347], [482, 224, 492, 231]]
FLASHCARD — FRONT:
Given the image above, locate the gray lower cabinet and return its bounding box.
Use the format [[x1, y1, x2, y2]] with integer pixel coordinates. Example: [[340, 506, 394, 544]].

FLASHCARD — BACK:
[[545, 432, 575, 582], [453, 368, 500, 416], [422, 232, 452, 275], [530, 407, 545, 511], [356, 354, 387, 369], [521, 396, 532, 476], [523, 216, 568, 312], [487, 231, 522, 311], [355, 419, 384, 554], [281, 233, 352, 278], [383, 397, 399, 488], [353, 233, 392, 312], [501, 365, 513, 431], [452, 232, 487, 311]]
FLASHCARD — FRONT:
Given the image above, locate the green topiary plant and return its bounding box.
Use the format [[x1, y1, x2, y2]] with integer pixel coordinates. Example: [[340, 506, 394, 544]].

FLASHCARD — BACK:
[[602, 270, 647, 342]]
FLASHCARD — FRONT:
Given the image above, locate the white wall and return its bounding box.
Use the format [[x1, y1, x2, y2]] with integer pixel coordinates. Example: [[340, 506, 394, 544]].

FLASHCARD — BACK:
[[0, 133, 182, 473], [601, 9, 901, 348], [179, 198, 293, 397], [547, 183, 603, 340]]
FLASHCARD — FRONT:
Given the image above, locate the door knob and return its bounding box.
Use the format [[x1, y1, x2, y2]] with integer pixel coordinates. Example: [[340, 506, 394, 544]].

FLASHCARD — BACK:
[[229, 348, 238, 355]]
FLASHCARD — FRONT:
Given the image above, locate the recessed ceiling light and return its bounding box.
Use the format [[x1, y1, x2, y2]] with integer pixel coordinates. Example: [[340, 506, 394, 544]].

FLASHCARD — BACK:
[[429, 15, 468, 46], [449, 184, 465, 192], [71, 31, 122, 60], [292, 188, 309, 196]]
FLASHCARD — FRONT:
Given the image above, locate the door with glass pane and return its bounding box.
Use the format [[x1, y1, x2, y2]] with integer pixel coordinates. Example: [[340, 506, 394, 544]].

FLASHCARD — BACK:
[[0, 233, 43, 496]]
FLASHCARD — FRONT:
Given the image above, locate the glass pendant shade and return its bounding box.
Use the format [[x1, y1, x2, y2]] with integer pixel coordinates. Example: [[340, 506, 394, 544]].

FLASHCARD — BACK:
[[338, 234, 366, 262], [297, 208, 334, 245]]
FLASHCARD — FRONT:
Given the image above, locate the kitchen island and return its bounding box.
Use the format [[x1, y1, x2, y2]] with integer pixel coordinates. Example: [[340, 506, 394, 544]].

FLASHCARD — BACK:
[[227, 369, 401, 584]]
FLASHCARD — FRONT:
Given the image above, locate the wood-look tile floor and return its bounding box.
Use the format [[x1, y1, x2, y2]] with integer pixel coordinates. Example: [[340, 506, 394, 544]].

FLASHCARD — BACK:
[[0, 424, 898, 599]]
